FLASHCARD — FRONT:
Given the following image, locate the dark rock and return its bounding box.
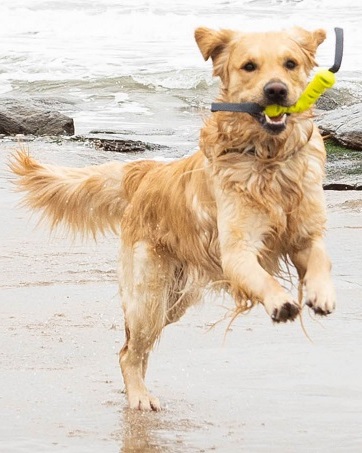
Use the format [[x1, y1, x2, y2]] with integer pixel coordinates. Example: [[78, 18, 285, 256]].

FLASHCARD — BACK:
[[0, 98, 74, 136], [323, 183, 362, 190], [316, 103, 362, 150], [87, 137, 167, 152]]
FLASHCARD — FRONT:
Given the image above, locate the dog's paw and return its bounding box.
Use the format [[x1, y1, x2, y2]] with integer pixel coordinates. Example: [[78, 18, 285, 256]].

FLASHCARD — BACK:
[[271, 301, 300, 323], [263, 293, 300, 323], [304, 277, 336, 316], [128, 390, 161, 412]]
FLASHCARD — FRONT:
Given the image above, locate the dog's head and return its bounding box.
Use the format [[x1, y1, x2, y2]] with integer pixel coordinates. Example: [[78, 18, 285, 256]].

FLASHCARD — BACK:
[[195, 26, 326, 134]]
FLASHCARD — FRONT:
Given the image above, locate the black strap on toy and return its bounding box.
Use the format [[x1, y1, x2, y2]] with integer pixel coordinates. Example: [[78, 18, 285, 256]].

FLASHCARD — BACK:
[[210, 102, 263, 113], [329, 27, 344, 73]]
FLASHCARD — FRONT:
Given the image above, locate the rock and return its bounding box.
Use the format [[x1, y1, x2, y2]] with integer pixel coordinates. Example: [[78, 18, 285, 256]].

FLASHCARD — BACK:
[[316, 82, 362, 111], [323, 183, 362, 190], [316, 103, 362, 150], [86, 137, 168, 152], [0, 98, 74, 136], [315, 82, 362, 150]]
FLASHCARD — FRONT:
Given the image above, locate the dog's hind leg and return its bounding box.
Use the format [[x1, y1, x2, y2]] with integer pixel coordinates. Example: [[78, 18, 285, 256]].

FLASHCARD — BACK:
[[118, 241, 171, 411]]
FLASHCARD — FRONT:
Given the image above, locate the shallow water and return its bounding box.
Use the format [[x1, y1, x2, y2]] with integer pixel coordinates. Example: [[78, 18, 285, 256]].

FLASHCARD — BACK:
[[1, 137, 362, 453], [1, 187, 362, 452]]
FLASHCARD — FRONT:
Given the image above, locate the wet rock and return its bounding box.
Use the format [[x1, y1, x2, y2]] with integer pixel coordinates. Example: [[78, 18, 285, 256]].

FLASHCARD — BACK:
[[315, 82, 362, 150], [316, 103, 362, 151], [323, 183, 362, 190], [316, 80, 362, 151], [86, 137, 168, 152], [0, 98, 74, 136], [316, 83, 362, 111]]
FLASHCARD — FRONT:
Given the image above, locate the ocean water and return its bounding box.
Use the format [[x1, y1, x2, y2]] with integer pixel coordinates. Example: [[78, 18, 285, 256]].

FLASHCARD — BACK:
[[0, 0, 361, 149]]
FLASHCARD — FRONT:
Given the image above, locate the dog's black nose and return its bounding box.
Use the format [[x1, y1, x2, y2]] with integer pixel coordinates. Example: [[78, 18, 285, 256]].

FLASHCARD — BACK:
[[264, 81, 288, 104]]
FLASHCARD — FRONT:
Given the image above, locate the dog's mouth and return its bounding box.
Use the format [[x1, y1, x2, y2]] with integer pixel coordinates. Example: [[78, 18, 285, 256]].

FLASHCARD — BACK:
[[253, 112, 288, 134]]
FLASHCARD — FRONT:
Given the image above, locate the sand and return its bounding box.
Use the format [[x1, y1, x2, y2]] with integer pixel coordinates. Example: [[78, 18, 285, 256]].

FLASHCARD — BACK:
[[1, 142, 361, 452]]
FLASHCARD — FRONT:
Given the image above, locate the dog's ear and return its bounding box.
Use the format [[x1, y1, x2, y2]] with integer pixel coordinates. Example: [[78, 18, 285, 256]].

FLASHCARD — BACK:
[[312, 29, 327, 47], [194, 27, 235, 79], [289, 27, 327, 56], [194, 27, 234, 61]]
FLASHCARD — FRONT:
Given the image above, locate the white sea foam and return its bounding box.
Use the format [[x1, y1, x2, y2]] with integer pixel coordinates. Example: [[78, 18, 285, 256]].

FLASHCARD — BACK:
[[0, 0, 360, 140], [0, 0, 360, 80]]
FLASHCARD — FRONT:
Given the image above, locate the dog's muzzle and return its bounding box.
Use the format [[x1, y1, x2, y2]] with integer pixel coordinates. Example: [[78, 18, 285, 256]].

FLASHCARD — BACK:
[[263, 81, 288, 105], [257, 81, 289, 133], [252, 111, 288, 134]]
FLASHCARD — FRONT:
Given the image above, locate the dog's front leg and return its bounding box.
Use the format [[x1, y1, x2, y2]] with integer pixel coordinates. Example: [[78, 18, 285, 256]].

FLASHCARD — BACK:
[[217, 203, 299, 323], [290, 238, 335, 315]]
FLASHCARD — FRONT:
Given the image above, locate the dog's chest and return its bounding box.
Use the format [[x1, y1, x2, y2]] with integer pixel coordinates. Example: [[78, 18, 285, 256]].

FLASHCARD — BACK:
[[222, 158, 305, 217]]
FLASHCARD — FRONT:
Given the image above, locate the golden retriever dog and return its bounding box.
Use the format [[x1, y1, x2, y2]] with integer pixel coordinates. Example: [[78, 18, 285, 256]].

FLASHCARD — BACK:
[[11, 26, 336, 411]]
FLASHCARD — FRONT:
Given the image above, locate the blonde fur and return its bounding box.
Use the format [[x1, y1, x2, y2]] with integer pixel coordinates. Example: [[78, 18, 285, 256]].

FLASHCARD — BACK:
[[10, 26, 335, 411]]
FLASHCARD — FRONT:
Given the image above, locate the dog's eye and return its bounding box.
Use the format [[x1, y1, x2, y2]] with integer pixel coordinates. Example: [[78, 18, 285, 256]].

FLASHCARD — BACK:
[[285, 59, 297, 70], [242, 62, 257, 72]]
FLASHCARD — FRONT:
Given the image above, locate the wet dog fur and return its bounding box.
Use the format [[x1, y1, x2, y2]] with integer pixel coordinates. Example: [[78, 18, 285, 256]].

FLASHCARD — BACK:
[[10, 26, 336, 411]]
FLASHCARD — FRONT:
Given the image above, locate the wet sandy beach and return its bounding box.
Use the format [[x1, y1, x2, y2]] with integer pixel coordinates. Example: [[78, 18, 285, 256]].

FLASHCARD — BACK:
[[1, 142, 362, 452]]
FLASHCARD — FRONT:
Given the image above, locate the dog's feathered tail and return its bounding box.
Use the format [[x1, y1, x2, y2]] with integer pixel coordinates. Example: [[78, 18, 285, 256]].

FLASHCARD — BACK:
[[10, 150, 128, 237]]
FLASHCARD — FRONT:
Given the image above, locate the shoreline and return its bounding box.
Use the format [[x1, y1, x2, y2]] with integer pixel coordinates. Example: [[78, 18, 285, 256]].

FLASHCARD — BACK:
[[2, 134, 361, 187]]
